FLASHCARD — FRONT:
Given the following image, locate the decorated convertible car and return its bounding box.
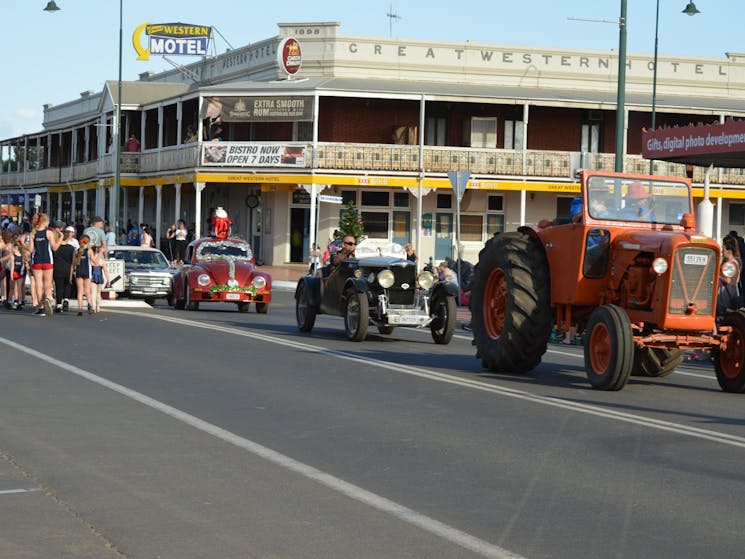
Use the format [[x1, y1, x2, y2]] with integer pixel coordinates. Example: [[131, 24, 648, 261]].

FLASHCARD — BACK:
[[170, 236, 271, 312], [295, 256, 457, 343]]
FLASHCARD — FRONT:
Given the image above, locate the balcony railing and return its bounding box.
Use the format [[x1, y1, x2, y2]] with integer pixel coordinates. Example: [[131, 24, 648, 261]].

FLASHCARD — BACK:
[[1, 141, 743, 189]]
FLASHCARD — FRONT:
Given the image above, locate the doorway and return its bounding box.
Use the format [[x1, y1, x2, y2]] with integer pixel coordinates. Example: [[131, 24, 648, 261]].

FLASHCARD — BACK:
[[290, 207, 310, 263]]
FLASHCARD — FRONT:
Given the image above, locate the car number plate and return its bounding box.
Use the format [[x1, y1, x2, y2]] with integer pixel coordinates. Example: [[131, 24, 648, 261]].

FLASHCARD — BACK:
[[390, 314, 423, 325], [225, 293, 241, 300], [684, 254, 708, 266]]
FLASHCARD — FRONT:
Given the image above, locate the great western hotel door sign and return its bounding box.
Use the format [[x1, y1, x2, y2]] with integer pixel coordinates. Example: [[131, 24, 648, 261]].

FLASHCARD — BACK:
[[133, 22, 211, 60]]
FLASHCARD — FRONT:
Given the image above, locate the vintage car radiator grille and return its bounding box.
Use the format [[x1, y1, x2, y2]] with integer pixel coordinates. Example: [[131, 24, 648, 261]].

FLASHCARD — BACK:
[[668, 246, 716, 315], [387, 264, 417, 305]]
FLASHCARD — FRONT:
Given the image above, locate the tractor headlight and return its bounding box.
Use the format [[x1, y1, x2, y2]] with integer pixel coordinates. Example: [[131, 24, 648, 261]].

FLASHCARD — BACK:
[[378, 270, 395, 289], [722, 261, 738, 278], [252, 276, 267, 289], [197, 273, 211, 286], [652, 257, 668, 275], [418, 271, 434, 290]]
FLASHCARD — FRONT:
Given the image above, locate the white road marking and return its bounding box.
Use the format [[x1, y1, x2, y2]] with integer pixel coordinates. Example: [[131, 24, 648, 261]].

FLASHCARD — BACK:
[[0, 487, 42, 495], [0, 335, 524, 559], [111, 311, 744, 450]]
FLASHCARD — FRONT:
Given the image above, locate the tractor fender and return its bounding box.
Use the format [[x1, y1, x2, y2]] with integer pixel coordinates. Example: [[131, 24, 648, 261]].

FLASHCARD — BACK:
[[296, 276, 322, 308], [432, 282, 458, 299]]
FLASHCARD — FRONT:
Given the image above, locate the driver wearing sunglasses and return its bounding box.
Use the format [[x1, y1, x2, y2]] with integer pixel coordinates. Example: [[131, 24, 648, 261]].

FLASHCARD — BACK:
[[331, 235, 357, 266]]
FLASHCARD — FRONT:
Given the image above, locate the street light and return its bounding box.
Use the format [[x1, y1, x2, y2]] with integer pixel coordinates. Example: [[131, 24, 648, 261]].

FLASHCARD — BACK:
[[614, 0, 627, 172], [44, 1, 123, 233], [649, 1, 700, 174]]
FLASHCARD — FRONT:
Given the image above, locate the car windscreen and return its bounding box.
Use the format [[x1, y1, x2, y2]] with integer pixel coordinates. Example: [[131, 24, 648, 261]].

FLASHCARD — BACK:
[[197, 242, 253, 262], [109, 250, 169, 267], [587, 176, 692, 225]]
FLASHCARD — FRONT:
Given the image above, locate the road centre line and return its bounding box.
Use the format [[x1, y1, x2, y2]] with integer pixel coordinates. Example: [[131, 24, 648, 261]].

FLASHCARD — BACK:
[[0, 335, 523, 559], [0, 487, 42, 495], [112, 310, 745, 450]]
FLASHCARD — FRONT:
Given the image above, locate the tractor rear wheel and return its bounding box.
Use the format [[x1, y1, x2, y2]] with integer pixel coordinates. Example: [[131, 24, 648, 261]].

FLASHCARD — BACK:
[[632, 348, 684, 378], [713, 310, 745, 393], [584, 305, 634, 391], [470, 232, 552, 373]]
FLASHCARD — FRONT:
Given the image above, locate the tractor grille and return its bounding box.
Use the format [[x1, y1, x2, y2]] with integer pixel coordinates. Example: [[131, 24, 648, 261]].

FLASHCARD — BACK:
[[387, 263, 416, 305], [668, 246, 716, 315]]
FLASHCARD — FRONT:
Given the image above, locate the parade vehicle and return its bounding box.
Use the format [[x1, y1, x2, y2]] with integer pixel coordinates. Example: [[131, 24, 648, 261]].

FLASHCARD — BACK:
[[295, 255, 457, 343], [470, 170, 745, 392], [170, 236, 271, 312], [107, 246, 173, 305]]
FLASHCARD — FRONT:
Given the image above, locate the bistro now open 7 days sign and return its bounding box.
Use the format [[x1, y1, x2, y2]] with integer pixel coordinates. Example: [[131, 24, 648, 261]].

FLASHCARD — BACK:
[[202, 143, 306, 167]]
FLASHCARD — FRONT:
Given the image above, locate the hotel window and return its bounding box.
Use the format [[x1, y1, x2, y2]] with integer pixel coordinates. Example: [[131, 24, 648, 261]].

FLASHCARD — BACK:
[[361, 212, 389, 239], [361, 191, 389, 207], [437, 193, 452, 209], [504, 119, 524, 149], [461, 215, 484, 242], [393, 192, 410, 208], [426, 116, 447, 146], [488, 195, 504, 212], [729, 203, 745, 226], [487, 214, 505, 237], [581, 110, 602, 153], [341, 190, 357, 206], [468, 117, 497, 148]]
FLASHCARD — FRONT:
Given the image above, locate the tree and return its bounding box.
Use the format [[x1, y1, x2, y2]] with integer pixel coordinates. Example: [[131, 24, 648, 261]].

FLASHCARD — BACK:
[[338, 201, 365, 242]]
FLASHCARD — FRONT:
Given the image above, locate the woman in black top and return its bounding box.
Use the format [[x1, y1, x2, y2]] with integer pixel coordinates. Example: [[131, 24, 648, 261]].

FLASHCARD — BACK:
[[53, 229, 75, 312]]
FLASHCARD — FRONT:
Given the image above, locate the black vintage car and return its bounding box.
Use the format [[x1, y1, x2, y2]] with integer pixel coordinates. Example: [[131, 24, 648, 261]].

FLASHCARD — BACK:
[[295, 256, 457, 343]]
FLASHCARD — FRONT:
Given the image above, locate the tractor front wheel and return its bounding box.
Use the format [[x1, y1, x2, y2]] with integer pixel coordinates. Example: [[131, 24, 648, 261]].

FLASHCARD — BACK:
[[584, 305, 634, 391], [713, 310, 745, 393]]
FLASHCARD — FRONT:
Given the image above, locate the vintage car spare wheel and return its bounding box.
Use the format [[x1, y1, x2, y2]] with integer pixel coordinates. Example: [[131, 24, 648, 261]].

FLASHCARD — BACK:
[[470, 232, 552, 373]]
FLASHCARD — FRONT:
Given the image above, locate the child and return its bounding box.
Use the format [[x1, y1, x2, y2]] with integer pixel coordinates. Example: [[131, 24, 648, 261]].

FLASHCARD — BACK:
[[89, 244, 110, 313], [10, 238, 28, 310], [74, 236, 93, 316]]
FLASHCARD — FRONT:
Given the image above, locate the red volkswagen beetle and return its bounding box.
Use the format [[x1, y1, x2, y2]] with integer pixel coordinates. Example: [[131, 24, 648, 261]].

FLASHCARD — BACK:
[[170, 237, 271, 312]]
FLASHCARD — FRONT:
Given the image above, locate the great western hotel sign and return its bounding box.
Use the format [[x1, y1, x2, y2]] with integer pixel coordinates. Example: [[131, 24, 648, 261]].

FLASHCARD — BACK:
[[133, 22, 211, 60]]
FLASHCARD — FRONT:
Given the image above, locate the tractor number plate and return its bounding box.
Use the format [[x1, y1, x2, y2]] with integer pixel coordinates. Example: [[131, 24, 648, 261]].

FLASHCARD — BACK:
[[683, 254, 708, 266]]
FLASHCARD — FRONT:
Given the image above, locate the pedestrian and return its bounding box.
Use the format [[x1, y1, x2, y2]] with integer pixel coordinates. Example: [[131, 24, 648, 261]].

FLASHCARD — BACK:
[[140, 224, 153, 248], [74, 235, 93, 316], [10, 237, 28, 310], [52, 229, 75, 312], [29, 213, 63, 316], [166, 223, 177, 262], [128, 222, 141, 246], [105, 226, 116, 248], [717, 235, 744, 319], [173, 219, 188, 264], [89, 243, 110, 313], [308, 243, 321, 274], [66, 225, 80, 250], [0, 230, 13, 307], [727, 230, 745, 294], [438, 260, 459, 286], [404, 242, 418, 263]]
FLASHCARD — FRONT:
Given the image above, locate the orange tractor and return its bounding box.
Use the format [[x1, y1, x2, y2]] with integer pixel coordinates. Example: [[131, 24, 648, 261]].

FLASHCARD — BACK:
[[470, 170, 745, 392]]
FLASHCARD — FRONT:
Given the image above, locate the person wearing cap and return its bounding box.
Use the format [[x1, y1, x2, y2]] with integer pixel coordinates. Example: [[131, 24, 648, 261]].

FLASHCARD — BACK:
[[65, 225, 79, 250], [620, 182, 656, 221]]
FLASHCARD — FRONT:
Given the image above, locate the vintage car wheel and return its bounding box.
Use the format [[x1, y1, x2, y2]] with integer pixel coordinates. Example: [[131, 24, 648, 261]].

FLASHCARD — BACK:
[[344, 290, 369, 342], [237, 302, 250, 313], [377, 325, 395, 335], [167, 294, 176, 307], [296, 282, 316, 332], [470, 232, 552, 372], [584, 305, 634, 391], [713, 310, 745, 393], [632, 347, 684, 377], [186, 289, 199, 311], [255, 302, 269, 314], [430, 294, 456, 345]]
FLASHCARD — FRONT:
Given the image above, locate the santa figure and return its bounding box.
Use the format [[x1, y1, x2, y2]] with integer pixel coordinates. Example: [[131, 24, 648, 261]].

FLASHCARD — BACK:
[[213, 207, 232, 239]]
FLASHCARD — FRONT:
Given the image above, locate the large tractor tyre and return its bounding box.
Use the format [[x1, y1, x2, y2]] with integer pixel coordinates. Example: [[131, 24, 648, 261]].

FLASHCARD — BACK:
[[470, 232, 553, 373], [430, 294, 457, 345], [295, 282, 317, 333], [632, 347, 684, 378], [713, 310, 745, 393], [584, 305, 634, 391], [344, 290, 369, 342]]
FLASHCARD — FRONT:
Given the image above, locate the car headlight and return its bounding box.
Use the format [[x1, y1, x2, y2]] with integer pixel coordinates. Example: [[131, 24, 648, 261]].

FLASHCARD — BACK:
[[418, 271, 434, 290], [378, 270, 395, 289], [129, 275, 137, 285], [722, 261, 738, 278], [652, 257, 668, 275], [197, 273, 211, 286], [252, 276, 266, 289]]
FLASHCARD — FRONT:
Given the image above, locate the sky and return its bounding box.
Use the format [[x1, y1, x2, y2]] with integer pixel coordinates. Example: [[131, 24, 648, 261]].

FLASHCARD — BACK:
[[2, 0, 739, 139]]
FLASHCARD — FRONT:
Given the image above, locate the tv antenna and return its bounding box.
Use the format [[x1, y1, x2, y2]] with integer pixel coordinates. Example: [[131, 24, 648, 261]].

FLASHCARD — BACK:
[[387, 4, 401, 38]]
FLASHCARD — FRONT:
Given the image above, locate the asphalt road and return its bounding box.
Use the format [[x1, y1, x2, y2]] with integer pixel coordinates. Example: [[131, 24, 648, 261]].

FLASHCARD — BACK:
[[1, 293, 744, 559]]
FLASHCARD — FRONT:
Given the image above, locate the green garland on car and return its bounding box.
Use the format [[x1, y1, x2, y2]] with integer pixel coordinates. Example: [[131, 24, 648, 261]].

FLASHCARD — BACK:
[[208, 284, 257, 296]]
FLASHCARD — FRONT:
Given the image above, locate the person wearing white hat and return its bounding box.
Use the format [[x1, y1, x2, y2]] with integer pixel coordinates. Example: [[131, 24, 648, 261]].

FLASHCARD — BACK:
[[65, 226, 79, 250]]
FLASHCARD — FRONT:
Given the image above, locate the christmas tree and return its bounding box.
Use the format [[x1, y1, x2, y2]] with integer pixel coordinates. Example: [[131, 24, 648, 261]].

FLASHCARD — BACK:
[[339, 201, 365, 242]]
